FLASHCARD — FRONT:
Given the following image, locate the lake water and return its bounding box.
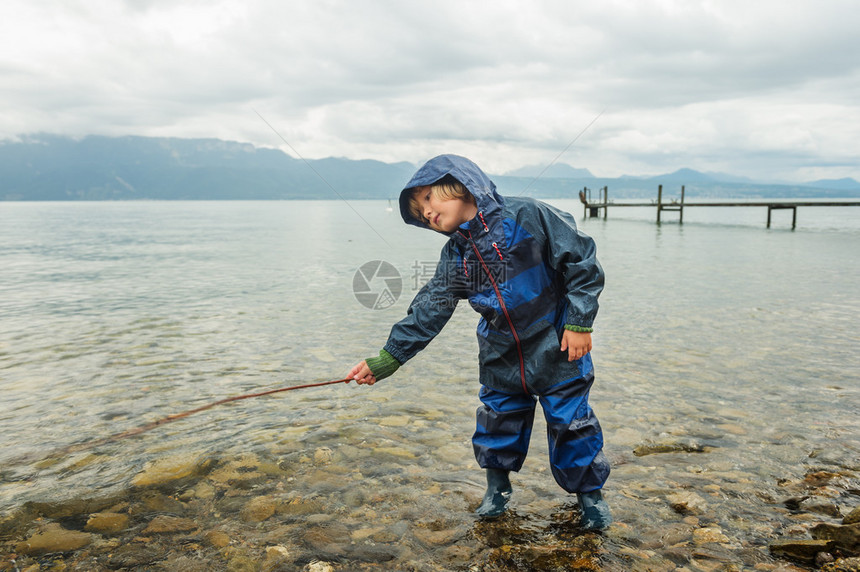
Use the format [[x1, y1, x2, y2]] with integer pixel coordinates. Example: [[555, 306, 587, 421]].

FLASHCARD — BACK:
[[1, 200, 858, 570]]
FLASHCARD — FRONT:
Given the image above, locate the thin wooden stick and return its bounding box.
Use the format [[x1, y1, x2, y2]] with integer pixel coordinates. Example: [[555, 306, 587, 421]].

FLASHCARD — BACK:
[[19, 378, 352, 461]]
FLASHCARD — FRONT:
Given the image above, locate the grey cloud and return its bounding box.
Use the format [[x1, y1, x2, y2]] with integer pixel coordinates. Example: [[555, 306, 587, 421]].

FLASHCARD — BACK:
[[1, 0, 858, 182]]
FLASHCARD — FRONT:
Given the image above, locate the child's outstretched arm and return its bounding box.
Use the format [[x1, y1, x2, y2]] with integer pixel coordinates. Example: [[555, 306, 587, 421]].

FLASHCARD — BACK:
[[347, 243, 465, 387]]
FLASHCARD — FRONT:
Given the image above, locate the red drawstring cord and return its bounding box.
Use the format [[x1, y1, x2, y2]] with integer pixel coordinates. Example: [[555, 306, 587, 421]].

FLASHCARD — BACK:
[[492, 242, 503, 260], [458, 229, 503, 275]]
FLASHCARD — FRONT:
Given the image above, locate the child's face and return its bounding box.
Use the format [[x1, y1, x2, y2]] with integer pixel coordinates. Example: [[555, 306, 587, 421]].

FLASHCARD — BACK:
[[413, 188, 477, 232]]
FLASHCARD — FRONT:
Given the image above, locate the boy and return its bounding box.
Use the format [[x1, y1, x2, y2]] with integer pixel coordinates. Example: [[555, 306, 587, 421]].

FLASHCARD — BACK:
[[348, 154, 612, 529]]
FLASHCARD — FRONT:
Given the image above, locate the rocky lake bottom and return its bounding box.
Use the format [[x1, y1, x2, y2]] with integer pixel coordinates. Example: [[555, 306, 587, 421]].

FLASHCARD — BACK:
[[2, 393, 858, 571]]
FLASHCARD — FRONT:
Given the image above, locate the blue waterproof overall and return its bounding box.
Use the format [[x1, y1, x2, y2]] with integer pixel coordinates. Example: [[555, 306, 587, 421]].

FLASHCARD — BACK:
[[382, 155, 610, 493]]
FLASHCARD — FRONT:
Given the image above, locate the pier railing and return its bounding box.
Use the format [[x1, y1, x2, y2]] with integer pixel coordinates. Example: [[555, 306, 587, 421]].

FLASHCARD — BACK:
[[578, 185, 860, 229]]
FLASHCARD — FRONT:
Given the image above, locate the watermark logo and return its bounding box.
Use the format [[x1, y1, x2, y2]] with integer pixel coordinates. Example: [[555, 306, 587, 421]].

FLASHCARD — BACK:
[[353, 260, 402, 310]]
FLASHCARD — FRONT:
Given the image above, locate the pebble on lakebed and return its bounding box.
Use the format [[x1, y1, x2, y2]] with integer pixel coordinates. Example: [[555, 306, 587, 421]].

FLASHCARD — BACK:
[[130, 453, 212, 487], [14, 523, 94, 556], [84, 511, 129, 535]]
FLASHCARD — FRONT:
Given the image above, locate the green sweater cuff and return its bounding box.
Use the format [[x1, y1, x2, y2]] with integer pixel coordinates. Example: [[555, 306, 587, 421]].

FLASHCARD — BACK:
[[365, 349, 400, 381], [564, 324, 594, 333]]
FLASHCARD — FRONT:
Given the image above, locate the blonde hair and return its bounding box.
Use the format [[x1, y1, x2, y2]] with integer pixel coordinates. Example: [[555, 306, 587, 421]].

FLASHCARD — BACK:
[[407, 177, 474, 224]]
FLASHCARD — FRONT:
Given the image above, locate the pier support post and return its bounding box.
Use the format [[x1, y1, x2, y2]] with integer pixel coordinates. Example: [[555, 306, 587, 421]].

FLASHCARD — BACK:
[[580, 187, 590, 218], [767, 205, 798, 229], [656, 185, 684, 224], [601, 186, 608, 220], [582, 186, 609, 219]]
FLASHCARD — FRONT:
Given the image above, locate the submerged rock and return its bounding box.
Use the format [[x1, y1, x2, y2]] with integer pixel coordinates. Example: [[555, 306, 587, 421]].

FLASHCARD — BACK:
[[811, 522, 860, 551], [17, 495, 124, 521], [313, 447, 334, 465], [141, 515, 198, 534], [15, 523, 93, 555], [225, 550, 259, 572], [821, 557, 860, 572], [802, 471, 843, 488], [692, 526, 730, 545], [207, 454, 271, 488], [379, 415, 410, 427], [204, 529, 231, 547], [103, 544, 163, 569], [278, 496, 325, 516], [136, 491, 187, 514], [372, 445, 416, 459], [240, 496, 278, 522], [485, 543, 602, 571], [667, 491, 709, 515], [632, 441, 710, 456], [799, 498, 843, 518], [344, 543, 402, 563], [769, 538, 834, 563], [84, 511, 129, 535], [303, 522, 351, 555], [131, 453, 207, 488], [264, 544, 292, 569], [412, 526, 464, 547], [844, 507, 860, 525]]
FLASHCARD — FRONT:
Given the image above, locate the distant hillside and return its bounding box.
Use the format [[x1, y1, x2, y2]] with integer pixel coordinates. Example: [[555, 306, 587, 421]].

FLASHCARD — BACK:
[[504, 163, 594, 179], [1, 134, 858, 200], [0, 134, 416, 200], [495, 167, 859, 199], [801, 178, 860, 191], [491, 176, 860, 200]]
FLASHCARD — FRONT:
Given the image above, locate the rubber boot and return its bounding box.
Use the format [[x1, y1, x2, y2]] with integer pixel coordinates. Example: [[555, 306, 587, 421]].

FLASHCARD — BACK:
[[577, 489, 613, 530], [475, 468, 512, 518]]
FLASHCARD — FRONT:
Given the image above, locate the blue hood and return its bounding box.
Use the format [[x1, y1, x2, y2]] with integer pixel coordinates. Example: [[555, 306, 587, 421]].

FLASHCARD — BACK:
[[399, 154, 505, 231]]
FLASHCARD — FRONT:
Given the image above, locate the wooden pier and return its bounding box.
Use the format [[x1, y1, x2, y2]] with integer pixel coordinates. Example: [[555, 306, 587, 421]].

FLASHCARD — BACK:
[[578, 185, 860, 229]]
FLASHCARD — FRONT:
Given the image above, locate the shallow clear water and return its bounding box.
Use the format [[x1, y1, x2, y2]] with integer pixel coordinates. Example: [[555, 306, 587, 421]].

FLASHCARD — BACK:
[[1, 200, 858, 569]]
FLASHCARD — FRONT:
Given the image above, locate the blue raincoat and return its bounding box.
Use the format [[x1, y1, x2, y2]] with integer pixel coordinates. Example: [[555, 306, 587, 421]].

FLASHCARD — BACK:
[[382, 154, 610, 493]]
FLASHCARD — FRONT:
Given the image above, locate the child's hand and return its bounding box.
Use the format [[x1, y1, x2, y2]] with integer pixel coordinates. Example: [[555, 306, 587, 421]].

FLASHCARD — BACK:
[[560, 330, 592, 362], [348, 360, 378, 385]]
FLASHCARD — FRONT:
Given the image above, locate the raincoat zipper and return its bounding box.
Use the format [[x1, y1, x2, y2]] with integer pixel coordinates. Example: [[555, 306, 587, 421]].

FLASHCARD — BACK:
[[460, 230, 529, 394]]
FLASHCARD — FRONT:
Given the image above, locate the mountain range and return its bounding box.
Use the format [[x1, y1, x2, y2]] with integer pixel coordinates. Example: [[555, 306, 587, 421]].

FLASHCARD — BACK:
[[2, 134, 858, 201]]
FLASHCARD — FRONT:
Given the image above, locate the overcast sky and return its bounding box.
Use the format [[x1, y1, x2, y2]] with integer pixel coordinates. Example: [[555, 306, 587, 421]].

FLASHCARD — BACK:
[[2, 0, 858, 182]]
